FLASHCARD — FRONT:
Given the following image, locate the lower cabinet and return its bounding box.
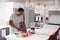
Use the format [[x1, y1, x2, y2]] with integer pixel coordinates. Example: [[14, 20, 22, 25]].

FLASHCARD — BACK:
[[0, 27, 9, 40]]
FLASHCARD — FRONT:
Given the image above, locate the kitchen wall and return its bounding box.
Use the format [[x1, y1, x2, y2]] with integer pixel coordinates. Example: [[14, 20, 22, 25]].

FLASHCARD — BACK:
[[45, 0, 60, 17], [0, 0, 24, 3], [0, 2, 29, 28], [0, 0, 60, 27], [0, 2, 24, 26], [27, 0, 60, 26], [0, 2, 13, 26], [13, 2, 24, 8]]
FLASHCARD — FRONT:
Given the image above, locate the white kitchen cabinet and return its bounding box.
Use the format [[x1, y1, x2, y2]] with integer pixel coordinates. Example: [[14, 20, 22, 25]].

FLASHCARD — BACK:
[[0, 25, 9, 40]]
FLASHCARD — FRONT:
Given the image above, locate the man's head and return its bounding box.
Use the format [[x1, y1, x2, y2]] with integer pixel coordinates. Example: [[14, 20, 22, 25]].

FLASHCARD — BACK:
[[16, 8, 24, 16]]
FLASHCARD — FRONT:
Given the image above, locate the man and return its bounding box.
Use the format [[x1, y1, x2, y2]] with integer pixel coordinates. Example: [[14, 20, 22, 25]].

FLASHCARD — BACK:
[[9, 8, 27, 34]]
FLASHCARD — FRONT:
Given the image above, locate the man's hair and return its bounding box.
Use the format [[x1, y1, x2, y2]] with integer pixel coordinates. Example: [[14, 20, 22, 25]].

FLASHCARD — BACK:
[[17, 8, 24, 12]]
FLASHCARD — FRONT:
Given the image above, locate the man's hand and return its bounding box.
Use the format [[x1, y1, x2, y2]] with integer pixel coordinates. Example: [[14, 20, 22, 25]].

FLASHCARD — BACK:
[[9, 20, 20, 31], [15, 27, 19, 30], [20, 21, 26, 27]]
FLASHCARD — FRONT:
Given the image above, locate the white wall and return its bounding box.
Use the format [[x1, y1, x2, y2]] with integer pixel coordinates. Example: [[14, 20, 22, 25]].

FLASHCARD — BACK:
[[25, 0, 60, 26], [33, 0, 60, 17], [45, 0, 60, 17], [13, 2, 24, 8], [0, 0, 60, 26], [0, 2, 24, 26], [0, 2, 13, 26], [0, 0, 23, 3], [0, 2, 29, 28]]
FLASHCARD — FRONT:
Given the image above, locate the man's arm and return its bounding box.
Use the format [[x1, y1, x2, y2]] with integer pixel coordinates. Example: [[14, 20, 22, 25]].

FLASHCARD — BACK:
[[9, 20, 20, 30], [21, 21, 27, 32], [21, 21, 26, 27]]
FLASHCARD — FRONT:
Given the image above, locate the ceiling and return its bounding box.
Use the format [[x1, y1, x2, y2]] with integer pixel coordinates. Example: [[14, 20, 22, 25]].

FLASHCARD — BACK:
[[17, 0, 55, 2], [0, 0, 55, 3]]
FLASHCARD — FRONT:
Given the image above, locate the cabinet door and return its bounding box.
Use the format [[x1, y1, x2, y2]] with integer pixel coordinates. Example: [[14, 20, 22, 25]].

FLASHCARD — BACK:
[[48, 11, 60, 24], [29, 10, 34, 26]]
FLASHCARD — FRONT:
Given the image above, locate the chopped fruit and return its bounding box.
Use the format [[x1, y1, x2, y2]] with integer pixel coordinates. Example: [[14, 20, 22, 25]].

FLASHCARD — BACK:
[[15, 32, 32, 37], [28, 32, 32, 36], [21, 32, 28, 37], [20, 32, 32, 37], [15, 33, 19, 35]]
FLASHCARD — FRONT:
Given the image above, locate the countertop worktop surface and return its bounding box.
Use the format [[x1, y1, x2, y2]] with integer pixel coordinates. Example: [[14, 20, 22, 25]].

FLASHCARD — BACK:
[[0, 25, 10, 29]]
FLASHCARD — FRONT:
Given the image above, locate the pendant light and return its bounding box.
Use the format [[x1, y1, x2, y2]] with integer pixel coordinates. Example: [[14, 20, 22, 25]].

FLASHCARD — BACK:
[[43, 0, 47, 24], [34, 0, 44, 16], [43, 0, 47, 15], [34, 0, 40, 14], [25, 0, 33, 9], [44, 0, 46, 7]]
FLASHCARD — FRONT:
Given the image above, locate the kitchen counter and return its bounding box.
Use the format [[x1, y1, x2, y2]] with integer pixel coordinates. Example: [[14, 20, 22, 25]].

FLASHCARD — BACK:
[[0, 25, 10, 29], [0, 25, 10, 40], [5, 34, 49, 40]]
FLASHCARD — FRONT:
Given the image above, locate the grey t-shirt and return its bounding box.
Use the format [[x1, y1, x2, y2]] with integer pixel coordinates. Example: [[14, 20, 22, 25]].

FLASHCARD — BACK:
[[10, 14, 23, 30]]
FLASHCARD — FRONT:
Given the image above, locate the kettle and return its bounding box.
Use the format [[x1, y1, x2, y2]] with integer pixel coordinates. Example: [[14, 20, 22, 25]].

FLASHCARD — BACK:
[[28, 27, 35, 34]]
